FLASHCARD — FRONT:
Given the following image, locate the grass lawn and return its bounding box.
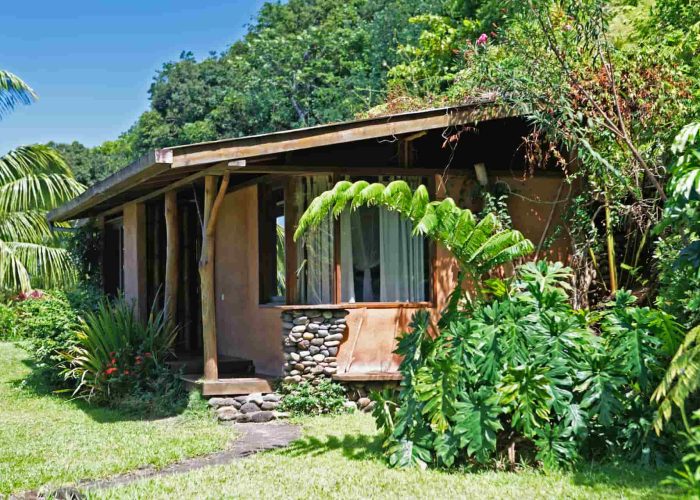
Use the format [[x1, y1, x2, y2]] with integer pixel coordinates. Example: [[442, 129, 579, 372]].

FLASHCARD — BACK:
[[96, 413, 678, 499], [0, 341, 235, 496]]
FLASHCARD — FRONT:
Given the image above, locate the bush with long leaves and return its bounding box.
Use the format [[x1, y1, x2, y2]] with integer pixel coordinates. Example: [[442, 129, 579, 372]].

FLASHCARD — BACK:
[[0, 70, 84, 293], [63, 296, 178, 403], [371, 262, 683, 470], [293, 179, 535, 300]]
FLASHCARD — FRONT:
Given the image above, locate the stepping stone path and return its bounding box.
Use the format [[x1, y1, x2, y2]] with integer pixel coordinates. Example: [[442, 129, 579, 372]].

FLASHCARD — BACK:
[[209, 393, 288, 423], [19, 423, 301, 499]]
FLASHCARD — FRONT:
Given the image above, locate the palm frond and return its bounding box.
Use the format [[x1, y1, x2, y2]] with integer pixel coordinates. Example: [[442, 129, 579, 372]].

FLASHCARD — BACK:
[[0, 70, 36, 120], [4, 241, 76, 290], [294, 180, 534, 281], [652, 325, 700, 433], [0, 146, 83, 211]]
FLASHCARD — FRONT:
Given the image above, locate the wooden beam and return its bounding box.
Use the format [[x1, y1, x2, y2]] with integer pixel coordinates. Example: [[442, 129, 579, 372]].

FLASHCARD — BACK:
[[164, 190, 179, 329], [199, 174, 230, 381], [225, 165, 472, 176], [100, 162, 251, 217], [48, 150, 172, 222], [171, 103, 512, 168]]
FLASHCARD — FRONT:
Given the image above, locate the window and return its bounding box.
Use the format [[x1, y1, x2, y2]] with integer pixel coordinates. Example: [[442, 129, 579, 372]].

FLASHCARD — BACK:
[[265, 175, 432, 306], [259, 183, 286, 303], [339, 202, 429, 303]]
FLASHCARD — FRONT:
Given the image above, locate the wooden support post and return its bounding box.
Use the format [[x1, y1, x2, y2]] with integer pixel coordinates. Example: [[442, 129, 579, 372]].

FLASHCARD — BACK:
[[199, 174, 230, 381], [164, 190, 179, 329]]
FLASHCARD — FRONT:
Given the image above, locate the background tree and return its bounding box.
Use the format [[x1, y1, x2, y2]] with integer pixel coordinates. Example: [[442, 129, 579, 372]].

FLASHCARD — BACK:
[[0, 70, 84, 293]]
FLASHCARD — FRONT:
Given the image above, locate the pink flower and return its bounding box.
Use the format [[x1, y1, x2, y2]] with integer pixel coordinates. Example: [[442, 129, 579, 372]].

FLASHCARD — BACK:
[[105, 367, 117, 376], [563, 24, 573, 31], [476, 33, 488, 46]]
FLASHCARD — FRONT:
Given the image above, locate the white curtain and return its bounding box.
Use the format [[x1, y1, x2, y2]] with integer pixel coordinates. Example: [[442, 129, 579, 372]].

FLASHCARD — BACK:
[[379, 210, 425, 301], [296, 176, 334, 304], [340, 207, 380, 302]]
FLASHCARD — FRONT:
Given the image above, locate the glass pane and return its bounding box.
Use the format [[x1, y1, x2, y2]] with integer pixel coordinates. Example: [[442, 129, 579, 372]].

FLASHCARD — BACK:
[[293, 176, 335, 305]]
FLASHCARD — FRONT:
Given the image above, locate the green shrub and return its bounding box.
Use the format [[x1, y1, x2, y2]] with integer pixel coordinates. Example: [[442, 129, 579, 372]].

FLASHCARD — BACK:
[[0, 302, 16, 339], [63, 296, 179, 406], [11, 291, 81, 385], [371, 261, 683, 470], [279, 379, 347, 415], [664, 410, 700, 496]]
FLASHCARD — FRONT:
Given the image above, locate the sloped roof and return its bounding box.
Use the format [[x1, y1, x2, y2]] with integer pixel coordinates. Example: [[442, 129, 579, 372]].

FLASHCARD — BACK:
[[49, 98, 513, 221]]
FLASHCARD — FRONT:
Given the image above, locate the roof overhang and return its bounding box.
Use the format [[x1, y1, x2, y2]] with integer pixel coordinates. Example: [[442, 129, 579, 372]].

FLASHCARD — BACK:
[[49, 100, 515, 222]]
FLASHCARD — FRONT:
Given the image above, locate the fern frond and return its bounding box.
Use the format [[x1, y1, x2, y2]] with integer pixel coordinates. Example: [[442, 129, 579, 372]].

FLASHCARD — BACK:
[[652, 325, 700, 433]]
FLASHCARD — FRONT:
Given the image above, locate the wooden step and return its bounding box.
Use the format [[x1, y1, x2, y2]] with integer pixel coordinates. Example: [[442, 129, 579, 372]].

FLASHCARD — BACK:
[[181, 374, 275, 396], [332, 371, 403, 382], [168, 355, 255, 375]]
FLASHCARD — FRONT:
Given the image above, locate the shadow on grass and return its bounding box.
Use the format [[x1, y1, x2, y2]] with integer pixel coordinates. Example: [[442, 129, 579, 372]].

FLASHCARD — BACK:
[[280, 421, 679, 498], [280, 431, 384, 462], [10, 355, 190, 423], [571, 463, 679, 498]]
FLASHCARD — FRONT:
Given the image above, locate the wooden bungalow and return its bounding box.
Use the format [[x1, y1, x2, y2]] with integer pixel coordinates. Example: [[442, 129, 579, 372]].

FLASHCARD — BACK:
[[48, 100, 571, 396]]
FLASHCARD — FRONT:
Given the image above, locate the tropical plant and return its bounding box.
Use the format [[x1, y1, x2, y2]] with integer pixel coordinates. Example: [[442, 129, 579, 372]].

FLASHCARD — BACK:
[[278, 379, 347, 415], [652, 122, 700, 433], [294, 179, 534, 301], [11, 291, 81, 386], [63, 296, 178, 402], [0, 69, 84, 293], [371, 261, 681, 470]]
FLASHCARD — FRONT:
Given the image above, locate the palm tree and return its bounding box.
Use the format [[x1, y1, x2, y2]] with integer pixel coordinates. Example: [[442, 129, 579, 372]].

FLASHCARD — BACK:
[[293, 179, 534, 301], [0, 70, 84, 293]]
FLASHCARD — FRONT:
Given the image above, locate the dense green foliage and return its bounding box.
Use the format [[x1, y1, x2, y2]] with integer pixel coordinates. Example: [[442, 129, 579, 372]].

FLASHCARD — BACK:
[[63, 297, 181, 412], [278, 379, 348, 415], [11, 291, 81, 386], [371, 262, 682, 469]]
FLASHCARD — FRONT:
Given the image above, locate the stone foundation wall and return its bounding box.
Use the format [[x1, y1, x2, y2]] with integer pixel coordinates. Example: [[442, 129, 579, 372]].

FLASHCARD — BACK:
[[281, 308, 349, 383]]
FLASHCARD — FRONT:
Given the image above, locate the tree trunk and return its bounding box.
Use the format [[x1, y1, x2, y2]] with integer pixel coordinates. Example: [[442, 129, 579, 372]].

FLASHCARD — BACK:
[[164, 190, 179, 330], [198, 174, 230, 380]]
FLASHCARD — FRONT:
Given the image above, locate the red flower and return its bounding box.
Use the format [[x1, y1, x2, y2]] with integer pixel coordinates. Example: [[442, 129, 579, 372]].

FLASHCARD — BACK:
[[123, 370, 130, 376], [144, 352, 152, 358], [105, 367, 117, 376], [135, 356, 143, 365], [110, 358, 117, 365]]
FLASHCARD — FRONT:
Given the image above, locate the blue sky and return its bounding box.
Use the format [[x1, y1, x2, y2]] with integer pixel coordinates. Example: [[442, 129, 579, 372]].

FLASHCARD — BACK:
[[0, 0, 269, 154]]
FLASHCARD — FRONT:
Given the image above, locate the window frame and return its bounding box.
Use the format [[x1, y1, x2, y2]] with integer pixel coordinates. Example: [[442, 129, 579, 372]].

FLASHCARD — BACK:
[[280, 173, 437, 307]]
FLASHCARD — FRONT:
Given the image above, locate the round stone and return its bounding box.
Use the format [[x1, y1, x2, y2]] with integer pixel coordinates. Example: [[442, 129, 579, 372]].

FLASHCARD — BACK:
[[216, 407, 239, 421], [325, 333, 344, 342], [290, 352, 301, 362], [307, 323, 319, 333], [239, 402, 261, 414], [323, 367, 337, 375], [302, 332, 315, 340], [299, 350, 311, 357], [327, 347, 338, 356], [292, 316, 308, 325], [310, 338, 324, 346], [312, 354, 325, 362], [291, 325, 306, 333], [309, 346, 320, 355], [324, 340, 340, 347]]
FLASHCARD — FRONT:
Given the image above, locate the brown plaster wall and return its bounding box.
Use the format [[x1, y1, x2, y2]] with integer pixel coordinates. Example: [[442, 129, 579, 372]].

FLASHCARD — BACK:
[[214, 186, 284, 376], [212, 173, 571, 377]]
